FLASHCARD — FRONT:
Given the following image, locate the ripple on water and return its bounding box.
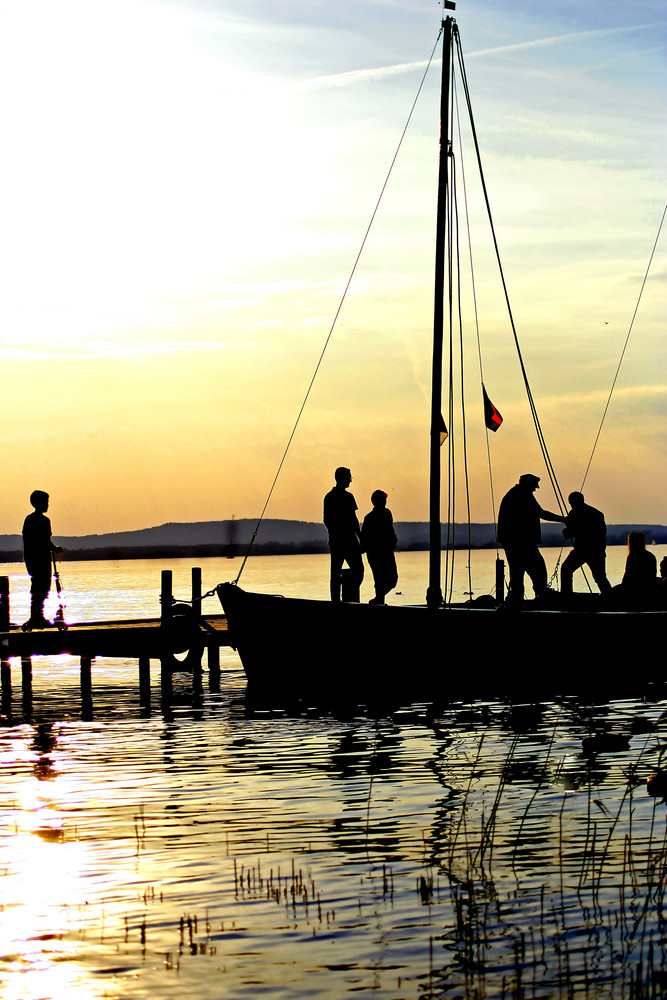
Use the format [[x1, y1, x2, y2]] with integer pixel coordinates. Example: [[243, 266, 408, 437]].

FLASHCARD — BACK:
[[2, 664, 667, 998]]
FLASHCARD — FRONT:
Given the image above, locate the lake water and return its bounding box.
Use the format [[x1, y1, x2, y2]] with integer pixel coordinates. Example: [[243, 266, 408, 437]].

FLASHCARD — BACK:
[[1, 547, 666, 999]]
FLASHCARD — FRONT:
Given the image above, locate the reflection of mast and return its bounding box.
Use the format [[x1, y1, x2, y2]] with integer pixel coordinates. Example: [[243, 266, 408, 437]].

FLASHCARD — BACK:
[[226, 515, 237, 558]]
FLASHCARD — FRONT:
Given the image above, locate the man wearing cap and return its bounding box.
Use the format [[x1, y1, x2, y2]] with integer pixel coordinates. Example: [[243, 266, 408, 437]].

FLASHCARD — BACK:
[[323, 467, 364, 602], [497, 474, 565, 605]]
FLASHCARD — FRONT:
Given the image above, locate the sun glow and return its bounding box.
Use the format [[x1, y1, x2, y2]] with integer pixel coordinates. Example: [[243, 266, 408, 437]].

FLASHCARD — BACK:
[[0, 0, 663, 533]]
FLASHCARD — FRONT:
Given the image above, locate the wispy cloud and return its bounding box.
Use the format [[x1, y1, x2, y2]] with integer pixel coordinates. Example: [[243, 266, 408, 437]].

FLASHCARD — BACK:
[[295, 22, 665, 90], [467, 22, 665, 59], [294, 60, 429, 91]]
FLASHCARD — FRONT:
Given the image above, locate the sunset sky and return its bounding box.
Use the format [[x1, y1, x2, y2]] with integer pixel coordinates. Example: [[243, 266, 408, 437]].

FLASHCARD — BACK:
[[0, 0, 665, 537]]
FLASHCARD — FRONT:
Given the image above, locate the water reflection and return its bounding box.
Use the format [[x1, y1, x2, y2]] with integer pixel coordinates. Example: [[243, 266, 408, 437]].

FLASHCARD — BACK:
[[1, 680, 667, 997]]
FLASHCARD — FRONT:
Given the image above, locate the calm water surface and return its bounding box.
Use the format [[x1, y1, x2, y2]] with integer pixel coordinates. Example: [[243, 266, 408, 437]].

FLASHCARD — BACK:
[[1, 549, 666, 999]]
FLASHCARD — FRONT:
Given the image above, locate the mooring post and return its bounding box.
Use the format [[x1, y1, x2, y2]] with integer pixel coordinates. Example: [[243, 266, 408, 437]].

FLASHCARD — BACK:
[[208, 644, 221, 693], [0, 576, 9, 632], [1, 575, 11, 705], [21, 655, 33, 695], [160, 570, 173, 702], [191, 567, 203, 695], [495, 557, 505, 606], [80, 656, 92, 702], [191, 566, 201, 613], [21, 655, 32, 720], [161, 570, 173, 625], [139, 656, 151, 706], [1, 656, 11, 706]]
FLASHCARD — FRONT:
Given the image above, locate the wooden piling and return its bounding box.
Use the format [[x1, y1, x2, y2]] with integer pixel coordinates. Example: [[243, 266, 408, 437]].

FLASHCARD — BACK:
[[191, 567, 203, 695], [0, 577, 10, 706], [1, 658, 11, 705], [21, 655, 33, 720], [80, 656, 93, 702], [21, 655, 32, 693], [0, 576, 9, 632], [139, 656, 151, 706], [208, 644, 221, 693], [161, 570, 173, 624]]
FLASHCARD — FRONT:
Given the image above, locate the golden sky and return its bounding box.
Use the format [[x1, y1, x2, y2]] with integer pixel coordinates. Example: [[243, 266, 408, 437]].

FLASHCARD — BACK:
[[0, 0, 665, 536]]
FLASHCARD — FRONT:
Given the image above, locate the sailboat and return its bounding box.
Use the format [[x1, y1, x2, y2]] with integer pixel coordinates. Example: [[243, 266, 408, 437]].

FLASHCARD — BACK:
[[216, 11, 665, 706]]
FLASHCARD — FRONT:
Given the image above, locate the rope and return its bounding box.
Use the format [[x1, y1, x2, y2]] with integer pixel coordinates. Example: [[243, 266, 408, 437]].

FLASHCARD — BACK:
[[580, 203, 667, 492], [454, 79, 500, 557], [453, 27, 566, 517], [233, 30, 444, 586]]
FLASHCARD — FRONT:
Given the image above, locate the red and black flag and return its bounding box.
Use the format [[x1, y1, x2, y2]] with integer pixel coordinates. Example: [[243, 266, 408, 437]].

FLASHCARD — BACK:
[[482, 386, 503, 432], [439, 414, 448, 444]]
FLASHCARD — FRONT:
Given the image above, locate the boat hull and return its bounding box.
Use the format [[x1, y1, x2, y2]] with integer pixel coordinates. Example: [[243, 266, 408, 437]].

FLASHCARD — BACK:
[[217, 583, 666, 706]]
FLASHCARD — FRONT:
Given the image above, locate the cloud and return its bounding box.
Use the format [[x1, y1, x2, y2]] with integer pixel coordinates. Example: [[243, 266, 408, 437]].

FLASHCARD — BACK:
[[294, 22, 665, 90], [294, 60, 430, 91], [466, 23, 665, 59]]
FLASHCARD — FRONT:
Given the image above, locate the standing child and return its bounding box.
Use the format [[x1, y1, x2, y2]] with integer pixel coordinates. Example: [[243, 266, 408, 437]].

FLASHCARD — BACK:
[[361, 490, 398, 605], [22, 490, 62, 629]]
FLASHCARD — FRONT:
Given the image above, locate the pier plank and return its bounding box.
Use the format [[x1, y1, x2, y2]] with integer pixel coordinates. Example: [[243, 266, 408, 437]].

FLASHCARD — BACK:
[[0, 614, 231, 659]]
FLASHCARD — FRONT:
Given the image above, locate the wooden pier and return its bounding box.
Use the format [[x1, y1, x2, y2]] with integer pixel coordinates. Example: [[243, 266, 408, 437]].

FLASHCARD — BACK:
[[0, 568, 233, 715]]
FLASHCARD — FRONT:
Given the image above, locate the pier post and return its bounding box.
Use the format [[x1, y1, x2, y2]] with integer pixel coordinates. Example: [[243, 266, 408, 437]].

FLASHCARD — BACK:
[[139, 656, 151, 707], [191, 567, 203, 696], [21, 655, 33, 694], [1, 657, 11, 707], [208, 644, 220, 693], [1, 578, 12, 710], [191, 567, 202, 612], [80, 656, 93, 720], [161, 570, 173, 625], [160, 570, 173, 703], [1, 576, 11, 709], [0, 576, 9, 632], [21, 655, 33, 720], [80, 656, 92, 701]]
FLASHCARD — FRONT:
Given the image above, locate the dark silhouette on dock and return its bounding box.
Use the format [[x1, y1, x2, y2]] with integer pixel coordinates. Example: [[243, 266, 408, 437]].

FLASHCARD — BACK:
[[497, 474, 565, 605], [361, 490, 398, 605], [323, 467, 364, 602], [560, 491, 611, 599], [22, 490, 62, 629]]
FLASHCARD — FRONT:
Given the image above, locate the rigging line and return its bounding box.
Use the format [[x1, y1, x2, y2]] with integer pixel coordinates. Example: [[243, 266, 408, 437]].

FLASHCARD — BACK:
[[453, 28, 566, 515], [453, 73, 501, 559], [451, 155, 474, 603], [232, 30, 444, 586], [580, 203, 667, 493]]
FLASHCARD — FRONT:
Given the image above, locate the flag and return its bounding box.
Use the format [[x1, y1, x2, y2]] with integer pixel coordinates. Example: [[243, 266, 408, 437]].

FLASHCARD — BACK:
[[483, 387, 503, 432], [439, 414, 448, 444]]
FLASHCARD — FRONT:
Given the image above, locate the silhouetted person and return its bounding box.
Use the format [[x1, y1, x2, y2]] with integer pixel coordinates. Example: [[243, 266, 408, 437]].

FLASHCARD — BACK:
[[323, 467, 364, 602], [615, 530, 658, 607], [497, 474, 565, 605], [560, 491, 611, 599], [22, 490, 62, 628], [361, 490, 398, 605]]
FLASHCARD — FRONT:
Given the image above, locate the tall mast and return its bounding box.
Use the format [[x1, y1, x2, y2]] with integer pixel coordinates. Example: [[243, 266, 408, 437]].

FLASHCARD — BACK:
[[427, 11, 454, 609]]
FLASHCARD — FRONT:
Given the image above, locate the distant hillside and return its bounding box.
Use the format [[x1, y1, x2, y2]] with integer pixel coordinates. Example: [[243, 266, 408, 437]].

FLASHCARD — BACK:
[[1, 518, 665, 562]]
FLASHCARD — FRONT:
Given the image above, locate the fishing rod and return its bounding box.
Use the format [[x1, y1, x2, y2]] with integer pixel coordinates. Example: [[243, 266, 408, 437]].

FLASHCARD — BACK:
[[52, 550, 68, 631]]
